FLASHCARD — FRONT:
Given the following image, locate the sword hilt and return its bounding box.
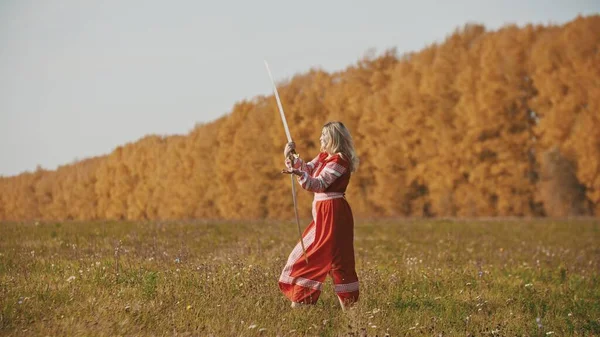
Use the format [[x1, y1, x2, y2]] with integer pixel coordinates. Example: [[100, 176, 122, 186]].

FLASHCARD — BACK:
[[286, 150, 299, 167]]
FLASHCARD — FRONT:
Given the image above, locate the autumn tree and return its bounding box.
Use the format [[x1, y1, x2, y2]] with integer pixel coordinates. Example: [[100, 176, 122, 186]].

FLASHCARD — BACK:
[[1, 16, 599, 221]]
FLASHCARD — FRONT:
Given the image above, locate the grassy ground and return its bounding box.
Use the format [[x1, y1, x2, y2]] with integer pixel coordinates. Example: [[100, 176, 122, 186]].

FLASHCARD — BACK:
[[0, 218, 599, 336]]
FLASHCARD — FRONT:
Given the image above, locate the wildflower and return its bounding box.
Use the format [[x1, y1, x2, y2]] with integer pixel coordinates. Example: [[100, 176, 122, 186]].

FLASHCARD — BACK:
[[525, 283, 533, 288], [175, 258, 180, 263], [536, 317, 543, 329], [248, 324, 257, 329], [186, 305, 192, 310]]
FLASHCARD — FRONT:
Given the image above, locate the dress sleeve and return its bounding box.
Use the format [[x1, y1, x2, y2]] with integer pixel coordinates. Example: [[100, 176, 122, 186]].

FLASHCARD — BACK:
[[297, 155, 348, 192], [289, 154, 321, 176]]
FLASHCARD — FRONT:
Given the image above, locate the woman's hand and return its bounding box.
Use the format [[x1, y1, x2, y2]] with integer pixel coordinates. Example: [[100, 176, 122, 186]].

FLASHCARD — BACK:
[[281, 167, 303, 176], [284, 142, 296, 158]]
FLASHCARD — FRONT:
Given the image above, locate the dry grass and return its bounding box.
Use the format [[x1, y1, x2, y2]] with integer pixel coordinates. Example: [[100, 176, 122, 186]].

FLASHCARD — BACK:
[[1, 218, 599, 336]]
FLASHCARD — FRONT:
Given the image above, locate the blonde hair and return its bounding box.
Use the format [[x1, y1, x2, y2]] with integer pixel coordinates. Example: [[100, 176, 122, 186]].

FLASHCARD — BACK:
[[321, 121, 359, 172]]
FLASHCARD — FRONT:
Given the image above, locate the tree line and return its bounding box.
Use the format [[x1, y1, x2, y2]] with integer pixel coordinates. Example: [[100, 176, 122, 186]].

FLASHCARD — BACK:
[[1, 16, 599, 221]]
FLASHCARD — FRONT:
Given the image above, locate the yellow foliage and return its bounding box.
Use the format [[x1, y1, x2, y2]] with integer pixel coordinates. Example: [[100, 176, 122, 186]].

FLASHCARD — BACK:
[[1, 16, 599, 220]]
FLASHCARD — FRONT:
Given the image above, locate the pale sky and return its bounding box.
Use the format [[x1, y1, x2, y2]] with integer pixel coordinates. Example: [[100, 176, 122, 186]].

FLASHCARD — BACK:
[[0, 1, 598, 177]]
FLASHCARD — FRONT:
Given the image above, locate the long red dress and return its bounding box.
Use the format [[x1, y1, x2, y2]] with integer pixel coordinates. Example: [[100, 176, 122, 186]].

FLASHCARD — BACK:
[[278, 152, 359, 305]]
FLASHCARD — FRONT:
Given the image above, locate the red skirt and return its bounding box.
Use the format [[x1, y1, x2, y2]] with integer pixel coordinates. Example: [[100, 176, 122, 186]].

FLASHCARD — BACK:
[[278, 192, 359, 304]]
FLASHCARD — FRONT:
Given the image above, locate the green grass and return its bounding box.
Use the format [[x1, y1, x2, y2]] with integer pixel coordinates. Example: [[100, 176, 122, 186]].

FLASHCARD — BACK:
[[0, 219, 598, 336]]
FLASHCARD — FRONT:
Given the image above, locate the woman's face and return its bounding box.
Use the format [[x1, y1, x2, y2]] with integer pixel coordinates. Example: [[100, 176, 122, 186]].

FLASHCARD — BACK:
[[320, 128, 329, 150]]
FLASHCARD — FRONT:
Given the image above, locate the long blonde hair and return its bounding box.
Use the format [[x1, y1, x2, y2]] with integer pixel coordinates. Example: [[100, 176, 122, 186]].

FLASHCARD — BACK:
[[321, 121, 359, 172]]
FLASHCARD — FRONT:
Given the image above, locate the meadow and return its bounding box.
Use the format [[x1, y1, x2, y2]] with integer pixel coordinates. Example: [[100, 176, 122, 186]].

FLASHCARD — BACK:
[[1, 218, 598, 336]]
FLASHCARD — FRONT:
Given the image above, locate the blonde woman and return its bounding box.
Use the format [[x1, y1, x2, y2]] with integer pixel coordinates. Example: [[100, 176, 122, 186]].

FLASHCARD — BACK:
[[279, 121, 360, 310]]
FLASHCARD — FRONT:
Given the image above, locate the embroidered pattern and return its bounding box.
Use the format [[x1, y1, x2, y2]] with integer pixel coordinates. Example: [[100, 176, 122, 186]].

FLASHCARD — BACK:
[[298, 160, 347, 192], [334, 281, 359, 293], [314, 192, 345, 201], [293, 155, 320, 176], [279, 225, 322, 290], [295, 277, 323, 290]]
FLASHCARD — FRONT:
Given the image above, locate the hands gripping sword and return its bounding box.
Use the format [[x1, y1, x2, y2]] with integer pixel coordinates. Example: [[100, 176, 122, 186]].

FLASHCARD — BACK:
[[264, 60, 308, 264]]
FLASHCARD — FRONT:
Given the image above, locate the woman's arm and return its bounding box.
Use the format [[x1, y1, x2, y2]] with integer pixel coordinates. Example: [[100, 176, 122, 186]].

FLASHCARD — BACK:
[[297, 156, 347, 192], [283, 142, 320, 176], [287, 155, 320, 176]]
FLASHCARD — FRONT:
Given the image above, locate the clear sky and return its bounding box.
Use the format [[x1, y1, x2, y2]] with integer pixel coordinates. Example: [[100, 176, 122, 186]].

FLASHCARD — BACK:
[[0, 0, 598, 177]]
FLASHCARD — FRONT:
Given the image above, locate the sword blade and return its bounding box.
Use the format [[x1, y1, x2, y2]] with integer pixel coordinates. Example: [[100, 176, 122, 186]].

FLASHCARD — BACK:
[[264, 60, 293, 143], [290, 174, 308, 264], [264, 60, 308, 264]]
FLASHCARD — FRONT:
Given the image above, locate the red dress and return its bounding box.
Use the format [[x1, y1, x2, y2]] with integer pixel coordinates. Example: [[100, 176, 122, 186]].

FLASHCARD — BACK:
[[278, 152, 359, 305]]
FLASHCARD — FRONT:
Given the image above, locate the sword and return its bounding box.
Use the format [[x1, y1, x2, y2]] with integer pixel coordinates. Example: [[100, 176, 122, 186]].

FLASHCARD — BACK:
[[264, 60, 308, 264]]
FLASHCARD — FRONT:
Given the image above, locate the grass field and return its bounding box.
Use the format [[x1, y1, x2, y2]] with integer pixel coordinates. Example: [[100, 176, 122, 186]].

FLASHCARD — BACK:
[[1, 218, 599, 336]]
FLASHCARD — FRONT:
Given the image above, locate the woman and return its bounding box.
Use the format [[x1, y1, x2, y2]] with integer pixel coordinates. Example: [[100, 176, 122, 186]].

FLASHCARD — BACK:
[[279, 121, 360, 310]]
